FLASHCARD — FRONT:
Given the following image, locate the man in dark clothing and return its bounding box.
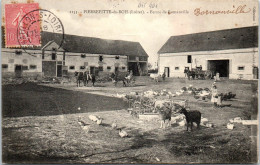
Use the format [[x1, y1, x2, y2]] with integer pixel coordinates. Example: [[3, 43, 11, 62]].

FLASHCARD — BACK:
[[91, 74, 96, 87]]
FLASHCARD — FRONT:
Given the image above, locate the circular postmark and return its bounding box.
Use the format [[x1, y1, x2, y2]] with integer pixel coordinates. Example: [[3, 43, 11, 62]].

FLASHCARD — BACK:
[[17, 9, 64, 55]]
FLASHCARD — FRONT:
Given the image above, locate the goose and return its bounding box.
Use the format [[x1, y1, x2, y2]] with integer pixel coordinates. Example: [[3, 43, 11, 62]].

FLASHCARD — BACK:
[[119, 129, 128, 138]]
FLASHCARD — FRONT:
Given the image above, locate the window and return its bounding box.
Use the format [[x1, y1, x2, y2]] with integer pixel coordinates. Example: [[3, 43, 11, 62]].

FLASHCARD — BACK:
[[115, 56, 120, 59], [22, 66, 28, 70], [175, 67, 179, 70], [80, 66, 85, 69], [99, 66, 103, 71], [57, 61, 62, 65], [15, 50, 22, 55], [81, 54, 86, 58], [122, 66, 126, 70], [238, 66, 245, 71], [107, 66, 111, 70], [99, 55, 103, 62], [2, 64, 8, 69], [52, 53, 56, 60], [30, 65, 37, 69], [69, 66, 75, 70], [139, 56, 148, 61], [187, 55, 192, 63]]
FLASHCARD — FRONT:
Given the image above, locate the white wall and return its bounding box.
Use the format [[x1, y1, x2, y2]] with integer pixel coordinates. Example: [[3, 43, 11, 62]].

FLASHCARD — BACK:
[[158, 48, 259, 80], [1, 48, 42, 73], [65, 53, 128, 73]]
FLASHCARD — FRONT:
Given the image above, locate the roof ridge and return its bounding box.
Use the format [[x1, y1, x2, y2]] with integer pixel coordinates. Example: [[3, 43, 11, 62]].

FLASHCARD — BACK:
[[42, 31, 141, 44], [168, 26, 258, 38]]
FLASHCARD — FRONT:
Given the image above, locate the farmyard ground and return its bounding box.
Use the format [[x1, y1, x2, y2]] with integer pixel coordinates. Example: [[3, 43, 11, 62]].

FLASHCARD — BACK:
[[2, 77, 258, 163]]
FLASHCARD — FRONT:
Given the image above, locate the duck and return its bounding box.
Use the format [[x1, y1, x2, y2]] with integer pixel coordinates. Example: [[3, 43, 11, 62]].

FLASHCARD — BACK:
[[119, 129, 128, 138]]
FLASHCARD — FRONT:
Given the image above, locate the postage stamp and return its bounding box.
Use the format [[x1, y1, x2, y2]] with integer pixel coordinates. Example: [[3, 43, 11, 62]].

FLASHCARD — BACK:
[[5, 3, 40, 47]]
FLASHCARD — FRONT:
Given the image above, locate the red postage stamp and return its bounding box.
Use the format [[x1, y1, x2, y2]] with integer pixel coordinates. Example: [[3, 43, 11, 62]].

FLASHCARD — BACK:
[[5, 3, 41, 47]]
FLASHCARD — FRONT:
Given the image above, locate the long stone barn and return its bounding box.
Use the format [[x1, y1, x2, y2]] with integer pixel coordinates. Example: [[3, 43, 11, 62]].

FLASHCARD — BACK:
[[1, 31, 148, 78], [158, 26, 258, 80]]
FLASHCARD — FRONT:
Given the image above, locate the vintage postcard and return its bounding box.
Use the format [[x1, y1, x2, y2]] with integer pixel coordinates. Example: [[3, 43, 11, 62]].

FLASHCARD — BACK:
[[1, 0, 259, 164]]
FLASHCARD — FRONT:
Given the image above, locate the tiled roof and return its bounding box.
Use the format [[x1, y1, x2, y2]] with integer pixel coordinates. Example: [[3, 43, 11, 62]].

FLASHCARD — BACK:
[[158, 26, 258, 54]]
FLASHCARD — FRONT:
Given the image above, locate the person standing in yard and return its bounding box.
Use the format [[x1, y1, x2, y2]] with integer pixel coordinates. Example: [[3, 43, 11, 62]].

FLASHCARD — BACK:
[[91, 73, 96, 87], [211, 83, 218, 107], [83, 71, 91, 86], [162, 72, 166, 81]]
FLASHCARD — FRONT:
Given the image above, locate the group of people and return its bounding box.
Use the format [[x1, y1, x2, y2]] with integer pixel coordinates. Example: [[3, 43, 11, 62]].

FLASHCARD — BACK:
[[75, 71, 96, 87], [110, 70, 134, 86], [83, 71, 96, 86]]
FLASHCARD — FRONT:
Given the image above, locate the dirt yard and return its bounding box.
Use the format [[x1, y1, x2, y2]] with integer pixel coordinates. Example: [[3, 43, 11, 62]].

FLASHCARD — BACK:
[[2, 77, 258, 163]]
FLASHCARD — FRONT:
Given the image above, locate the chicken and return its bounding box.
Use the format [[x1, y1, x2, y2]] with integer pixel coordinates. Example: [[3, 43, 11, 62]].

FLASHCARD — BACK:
[[119, 129, 128, 138], [78, 117, 90, 132], [89, 115, 99, 122], [112, 122, 117, 129], [96, 118, 103, 125], [227, 123, 234, 130], [176, 91, 182, 96]]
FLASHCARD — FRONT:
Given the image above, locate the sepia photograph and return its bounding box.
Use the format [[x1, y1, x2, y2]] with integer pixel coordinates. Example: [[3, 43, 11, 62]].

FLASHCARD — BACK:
[[1, 0, 259, 164]]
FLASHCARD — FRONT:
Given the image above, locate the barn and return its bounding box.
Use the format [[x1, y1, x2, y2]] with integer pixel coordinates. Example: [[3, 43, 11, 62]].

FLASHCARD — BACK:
[[158, 26, 258, 80], [1, 31, 148, 78]]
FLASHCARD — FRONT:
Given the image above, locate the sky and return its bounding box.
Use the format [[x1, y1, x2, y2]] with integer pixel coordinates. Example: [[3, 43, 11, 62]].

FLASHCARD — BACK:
[[1, 0, 259, 67]]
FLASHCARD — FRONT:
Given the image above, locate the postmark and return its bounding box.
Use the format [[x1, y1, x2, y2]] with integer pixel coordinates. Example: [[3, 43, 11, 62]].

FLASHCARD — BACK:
[[17, 9, 65, 51], [5, 3, 40, 47]]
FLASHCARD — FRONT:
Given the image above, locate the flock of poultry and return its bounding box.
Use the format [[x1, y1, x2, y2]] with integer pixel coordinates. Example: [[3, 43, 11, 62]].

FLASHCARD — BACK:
[[77, 114, 128, 138]]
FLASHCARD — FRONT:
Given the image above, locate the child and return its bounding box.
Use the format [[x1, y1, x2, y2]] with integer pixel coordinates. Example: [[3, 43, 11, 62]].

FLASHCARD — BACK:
[[211, 83, 218, 107], [217, 94, 222, 107]]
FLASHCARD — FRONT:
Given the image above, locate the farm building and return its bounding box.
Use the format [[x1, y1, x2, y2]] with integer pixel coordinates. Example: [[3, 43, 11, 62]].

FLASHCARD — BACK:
[[158, 26, 258, 80], [1, 31, 148, 78]]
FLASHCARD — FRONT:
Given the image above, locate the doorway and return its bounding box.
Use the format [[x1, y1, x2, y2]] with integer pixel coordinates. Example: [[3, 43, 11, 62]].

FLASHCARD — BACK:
[[253, 67, 258, 79], [57, 65, 62, 77], [90, 66, 95, 74], [15, 65, 22, 78], [164, 67, 170, 77], [208, 60, 229, 77], [115, 67, 119, 74]]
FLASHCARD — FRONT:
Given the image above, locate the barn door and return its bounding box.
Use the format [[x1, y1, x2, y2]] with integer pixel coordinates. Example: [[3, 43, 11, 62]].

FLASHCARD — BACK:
[[57, 65, 62, 77], [15, 65, 22, 78], [42, 61, 56, 77]]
